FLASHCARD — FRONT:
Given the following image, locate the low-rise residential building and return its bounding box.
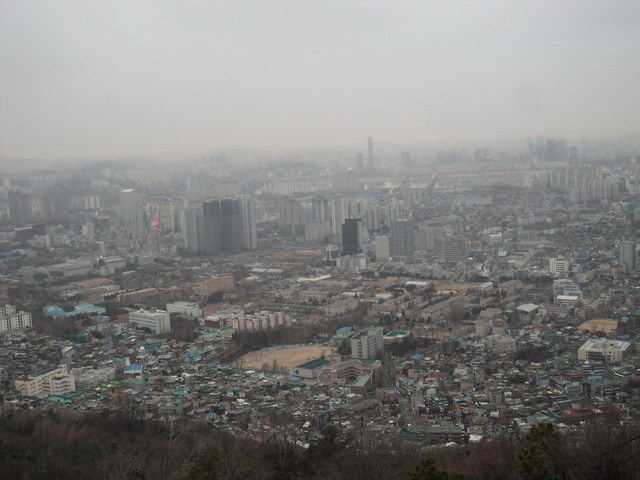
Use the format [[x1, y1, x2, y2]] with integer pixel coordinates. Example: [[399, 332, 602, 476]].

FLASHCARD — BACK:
[[289, 358, 331, 379], [549, 257, 570, 277], [0, 304, 32, 332], [47, 260, 92, 278], [555, 295, 580, 309], [195, 275, 235, 296], [128, 308, 171, 334], [94, 256, 126, 275], [475, 318, 492, 337], [15, 365, 76, 397], [231, 311, 292, 332], [517, 303, 539, 319], [166, 301, 202, 317], [72, 367, 117, 389], [419, 297, 464, 322], [499, 279, 523, 295], [577, 339, 633, 362], [480, 308, 502, 320], [318, 359, 365, 384], [116, 288, 159, 303], [484, 335, 517, 353], [553, 279, 583, 297], [323, 297, 359, 316]]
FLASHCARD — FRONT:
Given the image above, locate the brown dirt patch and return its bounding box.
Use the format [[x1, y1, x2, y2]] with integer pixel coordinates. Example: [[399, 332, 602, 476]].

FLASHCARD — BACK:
[[238, 345, 334, 371], [578, 319, 618, 333]]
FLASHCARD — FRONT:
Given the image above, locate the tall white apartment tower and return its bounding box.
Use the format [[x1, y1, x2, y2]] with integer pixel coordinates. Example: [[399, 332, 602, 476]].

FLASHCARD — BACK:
[[331, 195, 348, 236], [351, 327, 384, 359]]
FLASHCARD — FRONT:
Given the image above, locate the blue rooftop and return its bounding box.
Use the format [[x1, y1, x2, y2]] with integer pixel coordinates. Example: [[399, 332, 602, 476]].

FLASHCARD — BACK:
[[44, 305, 66, 316], [43, 303, 105, 317]]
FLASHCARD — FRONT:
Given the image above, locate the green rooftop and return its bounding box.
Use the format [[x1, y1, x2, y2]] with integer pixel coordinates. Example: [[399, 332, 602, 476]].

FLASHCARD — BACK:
[[45, 395, 73, 404], [296, 358, 330, 370], [347, 374, 371, 388], [385, 331, 409, 337]]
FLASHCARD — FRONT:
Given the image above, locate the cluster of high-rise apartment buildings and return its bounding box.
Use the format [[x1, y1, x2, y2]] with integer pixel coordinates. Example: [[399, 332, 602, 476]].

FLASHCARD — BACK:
[[279, 194, 403, 241]]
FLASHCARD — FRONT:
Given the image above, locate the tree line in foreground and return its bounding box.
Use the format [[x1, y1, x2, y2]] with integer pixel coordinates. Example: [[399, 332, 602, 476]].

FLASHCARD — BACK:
[[1, 409, 640, 479]]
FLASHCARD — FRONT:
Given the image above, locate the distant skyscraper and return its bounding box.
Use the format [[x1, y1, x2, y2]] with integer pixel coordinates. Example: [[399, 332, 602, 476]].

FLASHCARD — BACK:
[[202, 199, 245, 253], [387, 199, 402, 223], [279, 196, 304, 236], [401, 151, 411, 169], [311, 197, 328, 223], [367, 136, 374, 171], [545, 138, 556, 162], [131, 208, 147, 238], [41, 186, 69, 221], [159, 198, 187, 233], [424, 226, 444, 252], [222, 199, 242, 252], [239, 195, 257, 250], [557, 139, 568, 162], [120, 189, 140, 222], [390, 219, 415, 262], [569, 145, 578, 165], [331, 195, 348, 236], [181, 206, 204, 253], [374, 235, 390, 262], [363, 207, 379, 232], [280, 196, 300, 227], [399, 180, 411, 205], [342, 218, 363, 255], [202, 200, 224, 253], [8, 191, 32, 225], [620, 241, 636, 273]]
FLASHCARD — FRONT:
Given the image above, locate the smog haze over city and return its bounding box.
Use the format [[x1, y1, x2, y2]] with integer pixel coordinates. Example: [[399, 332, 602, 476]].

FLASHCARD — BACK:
[[1, 0, 639, 162], [3, 2, 640, 479]]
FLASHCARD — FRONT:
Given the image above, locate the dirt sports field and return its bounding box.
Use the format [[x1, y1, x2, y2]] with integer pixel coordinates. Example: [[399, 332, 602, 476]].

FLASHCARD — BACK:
[[578, 319, 619, 333], [239, 345, 334, 371]]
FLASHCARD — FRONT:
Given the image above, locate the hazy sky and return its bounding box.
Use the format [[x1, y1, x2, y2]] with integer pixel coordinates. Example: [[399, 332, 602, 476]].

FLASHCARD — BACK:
[[1, 0, 639, 160]]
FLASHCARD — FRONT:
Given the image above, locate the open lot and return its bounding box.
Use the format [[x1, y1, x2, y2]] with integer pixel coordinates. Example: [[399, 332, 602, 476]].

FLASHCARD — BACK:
[[578, 319, 618, 333], [239, 345, 334, 371]]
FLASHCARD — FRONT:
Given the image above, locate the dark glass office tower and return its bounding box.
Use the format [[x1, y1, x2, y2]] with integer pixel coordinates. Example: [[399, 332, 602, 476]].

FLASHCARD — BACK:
[[202, 199, 242, 253], [342, 217, 363, 255]]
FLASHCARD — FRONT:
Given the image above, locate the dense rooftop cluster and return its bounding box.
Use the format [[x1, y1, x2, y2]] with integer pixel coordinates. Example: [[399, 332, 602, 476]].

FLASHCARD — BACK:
[[2, 142, 640, 460]]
